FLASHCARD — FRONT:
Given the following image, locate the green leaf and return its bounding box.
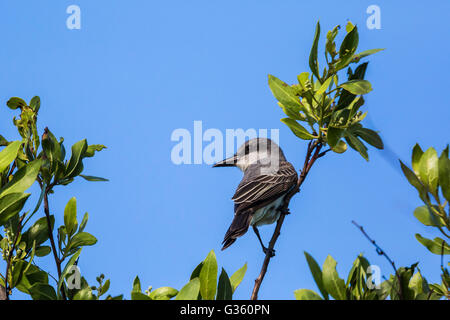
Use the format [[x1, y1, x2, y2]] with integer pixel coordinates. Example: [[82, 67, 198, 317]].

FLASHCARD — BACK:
[[216, 268, 233, 300], [354, 48, 385, 60], [64, 197, 78, 237], [331, 140, 348, 154], [175, 278, 201, 300], [268, 75, 302, 110], [99, 279, 110, 297], [345, 133, 369, 161], [65, 139, 88, 179], [354, 128, 383, 149], [326, 127, 343, 148], [0, 193, 30, 226], [66, 232, 97, 251], [339, 80, 372, 95], [281, 118, 316, 140], [84, 144, 107, 158], [413, 206, 444, 227], [35, 246, 52, 257], [412, 144, 424, 176], [418, 147, 439, 194], [79, 175, 109, 182], [438, 146, 450, 202], [278, 102, 304, 121], [309, 22, 321, 80], [322, 255, 346, 300], [415, 234, 450, 255], [57, 248, 82, 297], [149, 287, 178, 300], [304, 251, 329, 299], [316, 76, 333, 96], [199, 250, 218, 300], [0, 141, 22, 172], [408, 271, 429, 298], [29, 283, 57, 300], [335, 26, 359, 70], [132, 276, 142, 293], [229, 262, 247, 293], [0, 159, 42, 197], [23, 215, 54, 247], [399, 160, 428, 202], [7, 97, 27, 110], [78, 212, 89, 233], [29, 96, 40, 112], [294, 289, 323, 300]]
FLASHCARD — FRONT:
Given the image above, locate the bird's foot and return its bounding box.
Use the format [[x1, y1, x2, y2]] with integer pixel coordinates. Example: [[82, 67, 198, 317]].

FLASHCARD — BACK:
[[263, 247, 276, 257], [280, 208, 290, 215]]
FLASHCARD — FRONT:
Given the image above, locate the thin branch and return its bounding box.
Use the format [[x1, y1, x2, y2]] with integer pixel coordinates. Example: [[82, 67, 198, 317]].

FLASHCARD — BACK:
[[351, 220, 403, 300], [43, 186, 66, 300], [251, 140, 323, 300]]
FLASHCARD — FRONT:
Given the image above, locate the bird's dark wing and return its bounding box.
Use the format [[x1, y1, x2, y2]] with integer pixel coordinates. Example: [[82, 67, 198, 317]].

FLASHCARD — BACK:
[[221, 161, 297, 250], [232, 161, 298, 215]]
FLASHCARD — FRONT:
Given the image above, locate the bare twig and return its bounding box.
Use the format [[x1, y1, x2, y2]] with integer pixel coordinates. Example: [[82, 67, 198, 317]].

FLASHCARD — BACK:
[[251, 141, 324, 300], [351, 220, 403, 299]]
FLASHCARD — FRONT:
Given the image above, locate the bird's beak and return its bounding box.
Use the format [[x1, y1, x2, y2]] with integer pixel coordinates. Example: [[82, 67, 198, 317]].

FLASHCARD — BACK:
[[213, 155, 238, 167]]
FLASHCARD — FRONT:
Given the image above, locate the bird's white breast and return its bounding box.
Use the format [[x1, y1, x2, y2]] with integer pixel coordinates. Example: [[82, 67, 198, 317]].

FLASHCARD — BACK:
[[250, 195, 285, 227]]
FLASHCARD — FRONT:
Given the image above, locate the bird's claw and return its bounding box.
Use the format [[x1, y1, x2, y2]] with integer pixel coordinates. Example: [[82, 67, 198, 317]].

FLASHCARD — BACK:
[[263, 247, 276, 257], [280, 208, 290, 215]]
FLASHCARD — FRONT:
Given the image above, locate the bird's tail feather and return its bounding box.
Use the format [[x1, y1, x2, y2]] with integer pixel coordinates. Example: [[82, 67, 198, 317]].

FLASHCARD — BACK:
[[221, 213, 252, 250]]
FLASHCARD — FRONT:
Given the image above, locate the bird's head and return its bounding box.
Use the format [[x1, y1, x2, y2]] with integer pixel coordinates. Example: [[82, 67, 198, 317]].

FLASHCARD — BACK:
[[213, 138, 286, 172]]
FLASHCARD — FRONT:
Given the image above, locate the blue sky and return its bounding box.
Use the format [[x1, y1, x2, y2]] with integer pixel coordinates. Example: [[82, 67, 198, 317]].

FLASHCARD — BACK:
[[1, 1, 449, 299]]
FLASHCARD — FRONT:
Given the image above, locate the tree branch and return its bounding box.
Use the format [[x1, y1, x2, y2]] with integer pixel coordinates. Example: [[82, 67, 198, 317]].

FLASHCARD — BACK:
[[251, 140, 323, 300], [351, 220, 403, 299], [43, 186, 66, 300]]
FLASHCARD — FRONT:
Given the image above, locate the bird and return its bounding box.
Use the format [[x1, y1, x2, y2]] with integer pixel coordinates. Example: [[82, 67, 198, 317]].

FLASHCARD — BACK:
[[213, 138, 298, 255]]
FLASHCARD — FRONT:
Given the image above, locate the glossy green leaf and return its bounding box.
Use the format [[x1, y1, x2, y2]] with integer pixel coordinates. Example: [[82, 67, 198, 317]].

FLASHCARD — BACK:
[[322, 255, 346, 300], [335, 26, 359, 70], [354, 128, 383, 149], [281, 118, 316, 140], [413, 206, 444, 227], [216, 268, 233, 300], [23, 215, 54, 247], [345, 134, 368, 161], [67, 232, 97, 251], [29, 283, 57, 300], [418, 147, 439, 194], [294, 289, 323, 300], [354, 48, 385, 60], [438, 146, 450, 202], [399, 160, 428, 202], [0, 141, 21, 173], [331, 140, 348, 154], [0, 159, 42, 197], [79, 175, 109, 182], [309, 21, 321, 80], [7, 97, 27, 110], [326, 127, 343, 148], [84, 144, 107, 158], [0, 193, 30, 226], [415, 234, 449, 255], [229, 262, 247, 293], [34, 246, 52, 257], [339, 80, 372, 95], [304, 251, 329, 299], [316, 77, 333, 95], [149, 287, 178, 300], [412, 144, 424, 176], [64, 197, 78, 237], [175, 278, 201, 300], [29, 96, 40, 112], [268, 75, 301, 110], [199, 250, 218, 300], [65, 139, 88, 179]]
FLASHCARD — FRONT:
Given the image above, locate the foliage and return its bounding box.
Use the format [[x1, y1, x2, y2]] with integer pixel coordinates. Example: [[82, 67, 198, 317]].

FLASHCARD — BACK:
[[130, 250, 247, 300], [400, 144, 450, 298], [269, 21, 384, 160], [295, 252, 442, 300], [0, 97, 247, 300]]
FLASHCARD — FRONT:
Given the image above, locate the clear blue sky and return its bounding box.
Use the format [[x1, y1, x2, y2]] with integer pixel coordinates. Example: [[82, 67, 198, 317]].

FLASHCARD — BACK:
[[1, 1, 449, 299]]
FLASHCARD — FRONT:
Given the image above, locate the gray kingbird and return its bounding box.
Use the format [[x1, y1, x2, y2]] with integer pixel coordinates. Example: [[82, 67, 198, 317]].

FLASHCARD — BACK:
[[213, 138, 297, 255]]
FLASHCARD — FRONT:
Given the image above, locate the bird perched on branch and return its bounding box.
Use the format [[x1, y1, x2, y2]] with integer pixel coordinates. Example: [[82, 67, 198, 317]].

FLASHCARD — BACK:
[[213, 138, 297, 256]]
